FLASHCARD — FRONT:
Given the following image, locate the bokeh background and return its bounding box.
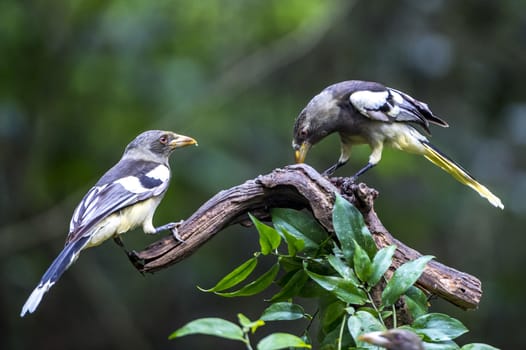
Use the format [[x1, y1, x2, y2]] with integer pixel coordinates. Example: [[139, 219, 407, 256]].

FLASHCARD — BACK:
[[1, 0, 525, 349]]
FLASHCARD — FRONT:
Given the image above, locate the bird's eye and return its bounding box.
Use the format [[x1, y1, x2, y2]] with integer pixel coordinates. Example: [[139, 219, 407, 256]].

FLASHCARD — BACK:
[[300, 128, 308, 138], [159, 135, 168, 144]]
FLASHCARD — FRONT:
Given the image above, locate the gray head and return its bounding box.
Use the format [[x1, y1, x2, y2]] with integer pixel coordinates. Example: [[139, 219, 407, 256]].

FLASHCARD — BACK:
[[292, 81, 379, 163], [292, 88, 342, 161], [124, 130, 197, 163], [358, 329, 424, 350]]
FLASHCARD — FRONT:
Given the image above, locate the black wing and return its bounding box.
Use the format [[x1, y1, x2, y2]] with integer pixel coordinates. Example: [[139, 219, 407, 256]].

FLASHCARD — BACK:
[[66, 160, 170, 244], [349, 86, 448, 134]]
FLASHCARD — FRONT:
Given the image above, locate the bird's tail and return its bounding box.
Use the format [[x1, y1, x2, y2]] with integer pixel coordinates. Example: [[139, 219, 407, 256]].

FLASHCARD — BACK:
[[421, 141, 504, 209], [20, 237, 89, 317]]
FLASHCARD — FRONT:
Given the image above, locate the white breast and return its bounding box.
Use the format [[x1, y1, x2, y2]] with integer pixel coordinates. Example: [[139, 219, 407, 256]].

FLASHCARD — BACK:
[[376, 123, 428, 154], [86, 197, 162, 248]]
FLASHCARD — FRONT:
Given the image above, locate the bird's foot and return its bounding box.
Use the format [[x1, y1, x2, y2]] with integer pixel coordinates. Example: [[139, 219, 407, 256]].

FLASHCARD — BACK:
[[341, 177, 358, 194], [321, 167, 337, 177], [322, 161, 346, 177], [155, 220, 185, 243]]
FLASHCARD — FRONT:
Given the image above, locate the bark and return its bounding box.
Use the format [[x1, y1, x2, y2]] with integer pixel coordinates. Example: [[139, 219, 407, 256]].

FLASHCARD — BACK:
[[134, 164, 481, 310]]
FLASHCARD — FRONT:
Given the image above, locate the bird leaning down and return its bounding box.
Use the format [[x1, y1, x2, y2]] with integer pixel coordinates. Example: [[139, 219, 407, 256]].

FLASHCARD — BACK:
[[292, 80, 504, 209], [358, 329, 424, 350], [20, 130, 197, 317]]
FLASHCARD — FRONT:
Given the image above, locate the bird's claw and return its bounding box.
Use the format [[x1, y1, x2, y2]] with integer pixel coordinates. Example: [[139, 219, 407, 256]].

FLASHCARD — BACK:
[[171, 224, 185, 244], [155, 220, 185, 243], [322, 162, 344, 177], [322, 167, 336, 177]]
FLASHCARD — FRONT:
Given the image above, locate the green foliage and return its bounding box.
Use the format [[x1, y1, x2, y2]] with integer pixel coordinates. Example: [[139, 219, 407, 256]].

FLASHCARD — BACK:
[[332, 195, 376, 260], [170, 194, 498, 349], [260, 302, 306, 322], [381, 255, 434, 307], [257, 333, 311, 350], [197, 255, 258, 293], [169, 317, 245, 342]]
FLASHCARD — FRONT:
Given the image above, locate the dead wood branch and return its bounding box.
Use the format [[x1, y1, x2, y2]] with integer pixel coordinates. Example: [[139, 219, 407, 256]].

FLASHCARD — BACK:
[[135, 164, 481, 310]]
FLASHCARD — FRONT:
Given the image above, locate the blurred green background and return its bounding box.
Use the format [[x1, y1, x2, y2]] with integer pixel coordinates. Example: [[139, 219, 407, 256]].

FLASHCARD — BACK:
[[1, 0, 524, 349]]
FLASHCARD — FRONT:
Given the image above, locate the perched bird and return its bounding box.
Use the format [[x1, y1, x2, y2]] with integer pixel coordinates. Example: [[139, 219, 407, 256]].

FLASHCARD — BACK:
[[20, 130, 197, 317], [292, 80, 504, 209], [358, 329, 424, 350]]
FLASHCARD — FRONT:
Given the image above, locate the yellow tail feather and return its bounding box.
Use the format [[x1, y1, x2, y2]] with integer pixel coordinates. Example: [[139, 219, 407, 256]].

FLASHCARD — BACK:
[[422, 142, 504, 209]]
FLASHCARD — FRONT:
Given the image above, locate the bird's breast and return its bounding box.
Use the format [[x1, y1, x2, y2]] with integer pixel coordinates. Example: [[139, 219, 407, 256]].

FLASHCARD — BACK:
[[115, 197, 161, 234], [374, 123, 428, 154], [86, 197, 161, 248]]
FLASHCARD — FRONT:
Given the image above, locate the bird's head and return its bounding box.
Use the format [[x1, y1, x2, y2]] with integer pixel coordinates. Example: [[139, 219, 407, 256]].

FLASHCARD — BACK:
[[358, 329, 424, 350], [125, 130, 197, 162], [292, 87, 351, 163]]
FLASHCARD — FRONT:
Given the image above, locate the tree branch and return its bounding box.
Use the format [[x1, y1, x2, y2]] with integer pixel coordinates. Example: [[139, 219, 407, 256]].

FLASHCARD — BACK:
[[135, 164, 481, 310]]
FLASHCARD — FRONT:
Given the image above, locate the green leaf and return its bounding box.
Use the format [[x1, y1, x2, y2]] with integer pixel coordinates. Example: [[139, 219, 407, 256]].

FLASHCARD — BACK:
[[348, 310, 386, 348], [381, 255, 434, 307], [237, 313, 265, 334], [168, 318, 245, 342], [320, 300, 346, 331], [305, 269, 367, 305], [271, 208, 327, 251], [216, 264, 279, 297], [198, 256, 258, 292], [270, 269, 309, 302], [368, 245, 396, 286], [332, 194, 376, 262], [237, 313, 251, 327], [327, 254, 360, 285], [260, 302, 305, 321], [278, 256, 303, 272], [412, 313, 468, 342], [257, 333, 311, 350], [282, 228, 305, 256], [353, 240, 372, 282], [250, 213, 281, 255], [460, 344, 500, 350], [405, 286, 429, 319], [320, 322, 353, 349], [356, 306, 380, 319], [422, 340, 460, 350]]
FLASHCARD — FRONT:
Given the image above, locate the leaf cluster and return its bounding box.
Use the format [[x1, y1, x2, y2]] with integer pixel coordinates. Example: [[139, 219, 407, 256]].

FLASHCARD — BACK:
[[169, 194, 498, 350]]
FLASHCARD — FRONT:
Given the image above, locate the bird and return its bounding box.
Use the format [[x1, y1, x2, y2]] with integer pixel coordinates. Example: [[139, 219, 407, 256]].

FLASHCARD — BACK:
[[358, 329, 424, 350], [292, 80, 504, 209], [20, 130, 197, 317]]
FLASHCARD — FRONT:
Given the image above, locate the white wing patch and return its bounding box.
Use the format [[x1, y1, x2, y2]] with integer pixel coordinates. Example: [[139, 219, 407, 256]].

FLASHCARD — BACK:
[[114, 165, 169, 194], [350, 90, 389, 114], [349, 89, 405, 121], [146, 164, 170, 181], [390, 89, 404, 104], [115, 176, 152, 194]]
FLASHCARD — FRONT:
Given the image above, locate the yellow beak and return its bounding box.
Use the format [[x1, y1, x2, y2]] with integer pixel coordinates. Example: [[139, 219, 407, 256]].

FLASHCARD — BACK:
[[169, 134, 198, 149], [294, 142, 311, 163]]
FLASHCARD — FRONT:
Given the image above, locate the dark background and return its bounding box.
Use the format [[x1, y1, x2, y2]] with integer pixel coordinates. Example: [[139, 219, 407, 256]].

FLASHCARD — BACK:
[[1, 1, 524, 349]]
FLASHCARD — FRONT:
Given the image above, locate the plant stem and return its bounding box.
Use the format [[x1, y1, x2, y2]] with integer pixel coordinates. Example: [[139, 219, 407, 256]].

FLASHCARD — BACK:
[[367, 290, 386, 328], [244, 333, 253, 350], [337, 313, 347, 350], [392, 304, 397, 329]]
